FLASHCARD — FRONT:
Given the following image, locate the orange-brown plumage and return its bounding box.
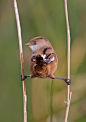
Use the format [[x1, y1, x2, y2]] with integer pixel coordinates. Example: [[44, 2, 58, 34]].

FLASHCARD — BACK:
[[26, 36, 58, 79]]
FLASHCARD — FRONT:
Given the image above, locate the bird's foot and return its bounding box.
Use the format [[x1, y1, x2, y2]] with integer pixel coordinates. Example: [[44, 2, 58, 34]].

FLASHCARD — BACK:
[[64, 78, 71, 85], [54, 77, 71, 85], [21, 75, 31, 81]]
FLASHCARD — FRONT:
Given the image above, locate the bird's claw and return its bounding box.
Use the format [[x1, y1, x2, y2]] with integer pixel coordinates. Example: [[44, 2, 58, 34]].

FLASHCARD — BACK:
[[54, 77, 71, 85], [64, 79, 71, 85], [20, 75, 28, 81], [20, 75, 31, 81]]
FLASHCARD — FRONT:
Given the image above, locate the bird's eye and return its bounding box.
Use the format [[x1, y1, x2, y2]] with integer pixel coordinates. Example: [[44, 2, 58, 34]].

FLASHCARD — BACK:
[[31, 41, 36, 45]]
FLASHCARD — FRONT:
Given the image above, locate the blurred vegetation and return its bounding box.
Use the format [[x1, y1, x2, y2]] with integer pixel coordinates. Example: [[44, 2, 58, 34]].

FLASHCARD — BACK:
[[0, 0, 86, 122]]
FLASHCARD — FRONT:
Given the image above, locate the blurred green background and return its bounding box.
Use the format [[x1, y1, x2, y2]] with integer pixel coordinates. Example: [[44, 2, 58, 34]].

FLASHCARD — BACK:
[[0, 0, 86, 122]]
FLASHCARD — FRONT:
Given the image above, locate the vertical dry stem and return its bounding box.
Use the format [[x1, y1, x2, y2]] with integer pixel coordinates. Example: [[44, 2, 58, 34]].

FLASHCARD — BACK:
[[64, 0, 72, 122], [13, 0, 27, 122]]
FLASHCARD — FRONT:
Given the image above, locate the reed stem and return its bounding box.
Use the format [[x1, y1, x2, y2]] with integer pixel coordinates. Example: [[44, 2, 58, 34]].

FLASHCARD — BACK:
[[13, 0, 27, 122]]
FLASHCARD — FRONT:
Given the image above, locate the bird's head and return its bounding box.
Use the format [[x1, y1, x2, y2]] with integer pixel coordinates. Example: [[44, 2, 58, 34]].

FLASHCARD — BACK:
[[25, 36, 52, 53]]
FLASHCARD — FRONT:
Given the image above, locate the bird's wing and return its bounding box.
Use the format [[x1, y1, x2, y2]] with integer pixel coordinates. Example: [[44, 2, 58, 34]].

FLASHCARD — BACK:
[[31, 54, 44, 62], [44, 53, 55, 63]]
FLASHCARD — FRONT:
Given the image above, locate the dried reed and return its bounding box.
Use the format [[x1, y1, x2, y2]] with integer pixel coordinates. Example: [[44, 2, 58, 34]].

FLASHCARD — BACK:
[[64, 0, 72, 122], [13, 0, 27, 122]]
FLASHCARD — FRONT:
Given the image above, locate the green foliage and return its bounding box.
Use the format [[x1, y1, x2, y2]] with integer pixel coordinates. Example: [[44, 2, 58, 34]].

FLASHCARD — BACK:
[[0, 0, 86, 122]]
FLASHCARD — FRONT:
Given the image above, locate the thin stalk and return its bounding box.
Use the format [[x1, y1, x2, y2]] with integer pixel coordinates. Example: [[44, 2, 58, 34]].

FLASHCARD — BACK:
[[50, 80, 53, 122], [13, 0, 27, 122], [64, 0, 72, 122]]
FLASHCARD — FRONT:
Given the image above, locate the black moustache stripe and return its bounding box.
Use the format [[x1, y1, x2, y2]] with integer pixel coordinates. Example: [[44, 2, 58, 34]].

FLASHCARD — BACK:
[[45, 53, 54, 59], [43, 47, 52, 54]]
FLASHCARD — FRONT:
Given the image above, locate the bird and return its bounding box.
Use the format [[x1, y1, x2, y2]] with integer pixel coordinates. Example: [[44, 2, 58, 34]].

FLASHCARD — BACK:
[[26, 36, 57, 79], [21, 36, 71, 85]]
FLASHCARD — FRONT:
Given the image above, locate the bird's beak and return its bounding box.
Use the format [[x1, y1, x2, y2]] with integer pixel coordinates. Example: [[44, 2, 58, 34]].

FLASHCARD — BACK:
[[25, 42, 31, 46]]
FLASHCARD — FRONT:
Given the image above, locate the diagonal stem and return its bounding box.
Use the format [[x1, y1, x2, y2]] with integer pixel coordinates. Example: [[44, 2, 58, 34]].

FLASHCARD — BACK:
[[13, 0, 27, 122]]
